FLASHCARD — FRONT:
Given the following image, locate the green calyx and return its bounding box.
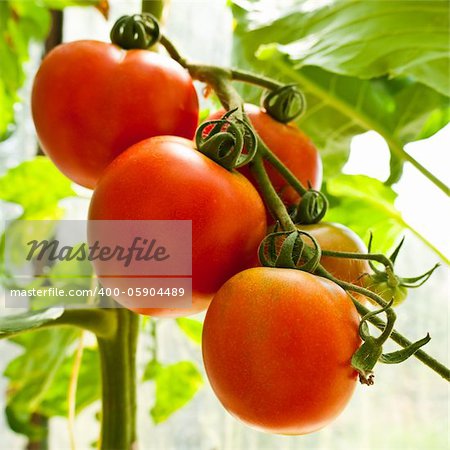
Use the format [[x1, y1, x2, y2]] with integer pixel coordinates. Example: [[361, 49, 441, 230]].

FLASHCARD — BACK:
[[351, 299, 431, 385], [294, 189, 328, 224], [363, 236, 440, 306], [262, 84, 305, 123], [258, 229, 321, 272], [110, 14, 160, 50], [195, 110, 258, 171]]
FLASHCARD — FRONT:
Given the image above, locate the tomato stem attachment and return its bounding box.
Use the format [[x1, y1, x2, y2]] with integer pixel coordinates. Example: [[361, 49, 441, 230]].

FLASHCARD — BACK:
[[110, 14, 160, 50], [195, 112, 258, 170], [352, 298, 448, 381], [261, 84, 306, 123], [258, 229, 322, 272], [294, 189, 328, 224]]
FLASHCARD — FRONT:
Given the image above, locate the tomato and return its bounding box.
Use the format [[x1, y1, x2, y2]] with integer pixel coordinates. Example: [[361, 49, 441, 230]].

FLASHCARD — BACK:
[[32, 41, 198, 188], [208, 104, 322, 209], [88, 136, 266, 317], [202, 267, 360, 435], [296, 222, 370, 285]]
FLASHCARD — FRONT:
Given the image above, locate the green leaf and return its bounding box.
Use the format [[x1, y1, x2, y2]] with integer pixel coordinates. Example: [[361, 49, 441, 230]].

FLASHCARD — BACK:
[[4, 328, 77, 439], [0, 0, 108, 141], [142, 359, 162, 381], [176, 317, 203, 345], [379, 334, 431, 364], [231, 0, 450, 179], [0, 1, 50, 140], [259, 1, 450, 97], [0, 307, 64, 338], [323, 174, 406, 254], [39, 347, 101, 417], [0, 156, 75, 219], [150, 361, 203, 424]]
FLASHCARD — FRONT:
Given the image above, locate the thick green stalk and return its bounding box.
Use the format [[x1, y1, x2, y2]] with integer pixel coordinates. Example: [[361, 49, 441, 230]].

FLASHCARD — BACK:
[[141, 0, 168, 22], [97, 309, 139, 450]]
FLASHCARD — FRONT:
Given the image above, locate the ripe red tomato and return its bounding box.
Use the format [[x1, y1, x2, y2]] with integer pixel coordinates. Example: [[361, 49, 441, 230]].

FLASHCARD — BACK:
[[208, 104, 322, 209], [32, 41, 199, 188], [202, 267, 360, 435], [88, 136, 266, 317], [296, 222, 370, 285]]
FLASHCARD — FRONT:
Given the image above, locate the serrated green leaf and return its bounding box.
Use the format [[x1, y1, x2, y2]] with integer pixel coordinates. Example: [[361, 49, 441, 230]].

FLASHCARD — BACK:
[[0, 157, 75, 219], [0, 307, 64, 338], [150, 361, 203, 424], [176, 317, 203, 345]]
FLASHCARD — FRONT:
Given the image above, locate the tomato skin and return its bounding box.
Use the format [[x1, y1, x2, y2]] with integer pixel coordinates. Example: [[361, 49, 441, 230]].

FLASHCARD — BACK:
[[88, 136, 266, 317], [209, 104, 322, 208], [296, 222, 370, 285], [202, 267, 360, 435], [32, 41, 199, 188]]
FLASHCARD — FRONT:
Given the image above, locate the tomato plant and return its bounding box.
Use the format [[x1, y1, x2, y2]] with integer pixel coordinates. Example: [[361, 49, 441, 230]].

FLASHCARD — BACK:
[[88, 136, 266, 317], [202, 267, 361, 435], [1, 2, 449, 448], [32, 40, 199, 188], [209, 104, 322, 210]]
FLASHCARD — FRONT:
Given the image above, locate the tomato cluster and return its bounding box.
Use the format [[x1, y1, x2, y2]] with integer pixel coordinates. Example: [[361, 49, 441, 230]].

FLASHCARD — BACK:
[[32, 38, 368, 436]]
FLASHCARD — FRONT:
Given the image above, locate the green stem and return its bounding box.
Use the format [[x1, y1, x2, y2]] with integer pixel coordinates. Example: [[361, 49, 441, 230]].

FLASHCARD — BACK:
[[258, 142, 308, 196], [230, 68, 281, 90], [250, 155, 296, 231], [320, 249, 393, 270], [97, 309, 139, 450], [141, 0, 168, 22], [155, 33, 449, 383], [56, 309, 116, 338], [353, 300, 450, 382]]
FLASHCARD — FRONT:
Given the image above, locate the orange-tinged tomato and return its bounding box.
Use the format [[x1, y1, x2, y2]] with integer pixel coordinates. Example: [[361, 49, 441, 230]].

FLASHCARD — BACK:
[[202, 267, 360, 435], [88, 136, 266, 317]]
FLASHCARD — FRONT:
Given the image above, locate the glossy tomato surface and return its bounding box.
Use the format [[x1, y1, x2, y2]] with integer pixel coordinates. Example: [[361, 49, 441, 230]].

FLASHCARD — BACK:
[[88, 136, 266, 317], [32, 41, 199, 188], [209, 104, 322, 209], [202, 267, 360, 435], [297, 222, 370, 285]]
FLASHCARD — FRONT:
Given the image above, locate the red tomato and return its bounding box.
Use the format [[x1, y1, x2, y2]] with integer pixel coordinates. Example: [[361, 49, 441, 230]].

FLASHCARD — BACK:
[[208, 104, 322, 209], [88, 136, 266, 317], [202, 267, 360, 435], [32, 41, 198, 188]]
